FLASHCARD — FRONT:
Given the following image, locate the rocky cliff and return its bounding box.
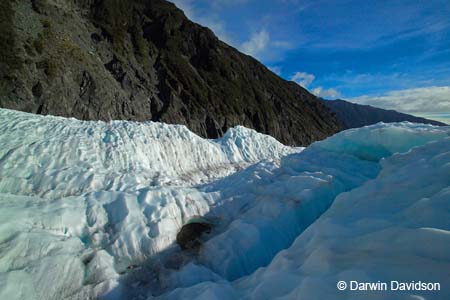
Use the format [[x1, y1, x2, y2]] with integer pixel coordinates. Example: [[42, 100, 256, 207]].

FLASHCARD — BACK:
[[0, 0, 340, 145]]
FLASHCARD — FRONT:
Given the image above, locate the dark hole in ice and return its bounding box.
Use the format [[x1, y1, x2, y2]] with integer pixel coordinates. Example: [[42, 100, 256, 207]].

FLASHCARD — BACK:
[[82, 253, 95, 266], [176, 222, 212, 250]]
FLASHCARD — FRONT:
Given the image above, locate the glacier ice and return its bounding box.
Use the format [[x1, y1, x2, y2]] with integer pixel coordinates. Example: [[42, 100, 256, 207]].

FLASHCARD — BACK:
[[158, 125, 450, 300], [0, 108, 449, 300], [0, 109, 296, 200], [0, 108, 297, 300]]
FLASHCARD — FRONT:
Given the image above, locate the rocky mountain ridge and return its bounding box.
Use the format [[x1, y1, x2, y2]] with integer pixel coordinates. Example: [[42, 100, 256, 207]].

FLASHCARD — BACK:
[[0, 0, 340, 145]]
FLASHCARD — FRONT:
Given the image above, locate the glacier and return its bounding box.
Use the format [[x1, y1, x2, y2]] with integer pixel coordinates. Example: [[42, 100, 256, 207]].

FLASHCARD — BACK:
[[0, 109, 297, 200], [0, 108, 449, 300]]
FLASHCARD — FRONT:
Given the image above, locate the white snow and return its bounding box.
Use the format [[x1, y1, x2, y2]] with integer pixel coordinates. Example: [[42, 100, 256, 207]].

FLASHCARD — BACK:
[[0, 108, 449, 300]]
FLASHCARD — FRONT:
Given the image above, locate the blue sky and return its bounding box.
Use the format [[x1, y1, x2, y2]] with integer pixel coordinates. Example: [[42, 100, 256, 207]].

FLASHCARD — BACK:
[[171, 0, 450, 123]]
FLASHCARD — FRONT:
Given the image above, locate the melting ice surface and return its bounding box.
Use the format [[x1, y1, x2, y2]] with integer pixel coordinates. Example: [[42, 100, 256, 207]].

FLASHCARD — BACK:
[[0, 108, 449, 300]]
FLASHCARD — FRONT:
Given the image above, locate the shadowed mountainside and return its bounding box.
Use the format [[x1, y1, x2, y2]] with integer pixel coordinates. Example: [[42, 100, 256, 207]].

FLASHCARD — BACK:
[[0, 0, 340, 145]]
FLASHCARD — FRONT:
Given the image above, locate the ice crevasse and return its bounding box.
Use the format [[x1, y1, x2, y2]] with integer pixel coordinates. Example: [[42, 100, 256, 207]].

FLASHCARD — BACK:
[[0, 108, 449, 300]]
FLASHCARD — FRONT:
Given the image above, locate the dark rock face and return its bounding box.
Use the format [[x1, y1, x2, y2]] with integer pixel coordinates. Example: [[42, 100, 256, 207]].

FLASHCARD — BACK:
[[176, 222, 212, 250], [0, 0, 341, 145], [322, 99, 446, 129]]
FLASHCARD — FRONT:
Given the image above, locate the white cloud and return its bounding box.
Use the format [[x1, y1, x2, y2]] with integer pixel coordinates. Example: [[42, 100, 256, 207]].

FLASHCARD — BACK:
[[290, 72, 315, 87], [349, 86, 450, 114], [311, 87, 340, 98], [241, 30, 270, 57], [240, 30, 293, 61], [290, 71, 340, 98], [170, 1, 293, 63]]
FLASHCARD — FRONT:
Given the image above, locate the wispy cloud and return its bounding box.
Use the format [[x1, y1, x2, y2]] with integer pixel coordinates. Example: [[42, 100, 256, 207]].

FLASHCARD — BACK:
[[291, 72, 315, 87], [170, 0, 450, 110], [349, 86, 450, 116], [294, 0, 450, 50], [241, 30, 270, 57], [170, 0, 296, 62], [290, 71, 340, 98], [311, 87, 340, 98], [318, 68, 450, 98], [239, 30, 293, 61]]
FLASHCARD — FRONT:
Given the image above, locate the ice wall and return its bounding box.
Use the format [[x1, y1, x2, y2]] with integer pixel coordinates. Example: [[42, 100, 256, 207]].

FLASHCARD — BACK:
[[0, 109, 296, 200]]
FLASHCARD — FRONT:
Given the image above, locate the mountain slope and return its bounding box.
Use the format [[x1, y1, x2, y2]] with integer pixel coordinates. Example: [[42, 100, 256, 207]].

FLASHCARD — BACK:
[[323, 99, 446, 128], [0, 0, 340, 145]]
